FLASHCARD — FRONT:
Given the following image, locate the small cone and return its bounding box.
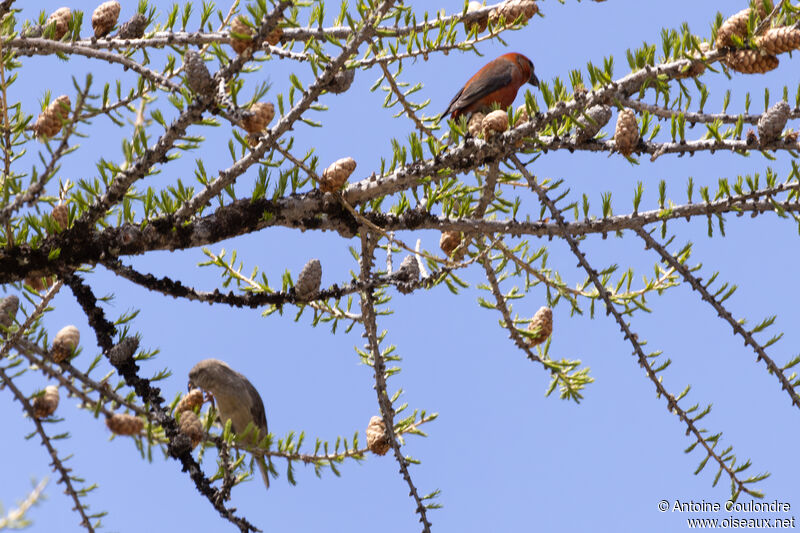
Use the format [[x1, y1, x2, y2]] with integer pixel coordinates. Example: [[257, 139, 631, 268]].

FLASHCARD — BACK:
[[320, 157, 356, 193], [614, 108, 639, 157], [723, 50, 779, 74], [758, 100, 790, 144], [230, 16, 254, 55], [574, 105, 611, 142], [715, 3, 771, 49], [241, 102, 275, 134], [107, 413, 144, 435], [108, 337, 139, 366], [366, 415, 391, 456], [117, 13, 147, 39], [440, 231, 463, 258], [32, 385, 60, 418], [45, 7, 71, 40], [51, 203, 68, 231], [34, 95, 71, 138], [526, 306, 552, 346], [481, 109, 509, 138], [22, 24, 44, 38], [0, 294, 19, 332], [266, 27, 283, 46], [51, 325, 79, 363], [176, 388, 204, 414], [464, 1, 488, 33], [295, 259, 322, 300], [394, 255, 419, 283], [755, 27, 800, 55], [515, 104, 530, 125], [467, 112, 485, 137], [92, 1, 121, 38], [675, 42, 710, 80], [25, 274, 55, 293], [179, 410, 204, 448], [489, 0, 538, 27], [184, 50, 215, 99], [324, 69, 355, 94]]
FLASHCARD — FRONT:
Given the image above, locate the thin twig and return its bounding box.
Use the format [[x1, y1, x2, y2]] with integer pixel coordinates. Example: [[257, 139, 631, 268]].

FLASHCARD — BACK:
[[633, 226, 800, 410], [359, 230, 433, 533], [512, 154, 762, 499]]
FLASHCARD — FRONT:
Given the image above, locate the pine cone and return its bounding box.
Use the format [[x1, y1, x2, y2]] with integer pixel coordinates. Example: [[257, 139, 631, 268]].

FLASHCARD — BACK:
[[245, 133, 261, 147], [755, 26, 800, 55], [574, 105, 611, 142], [366, 415, 391, 456], [241, 102, 275, 134], [0, 295, 18, 332], [467, 112, 485, 137], [489, 0, 538, 27], [439, 231, 463, 258], [230, 16, 254, 55], [526, 306, 552, 346], [482, 109, 509, 137], [324, 69, 355, 94], [395, 255, 420, 284], [51, 203, 68, 231], [22, 24, 44, 38], [92, 1, 120, 38], [675, 42, 710, 79], [107, 413, 144, 435], [34, 95, 71, 138], [715, 3, 771, 49], [266, 27, 283, 46], [25, 274, 55, 293], [45, 7, 71, 40], [179, 410, 204, 448], [184, 50, 214, 99], [51, 325, 80, 363], [758, 100, 790, 144], [515, 104, 530, 125], [295, 258, 322, 300], [723, 50, 779, 74], [464, 1, 488, 34], [614, 108, 639, 156], [32, 386, 60, 418], [176, 388, 204, 414], [108, 337, 139, 366], [117, 13, 147, 39], [320, 157, 356, 193]]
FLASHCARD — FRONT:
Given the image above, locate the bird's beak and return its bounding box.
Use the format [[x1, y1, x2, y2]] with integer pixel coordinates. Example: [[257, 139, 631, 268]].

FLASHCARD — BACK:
[[188, 379, 196, 392], [529, 73, 539, 87]]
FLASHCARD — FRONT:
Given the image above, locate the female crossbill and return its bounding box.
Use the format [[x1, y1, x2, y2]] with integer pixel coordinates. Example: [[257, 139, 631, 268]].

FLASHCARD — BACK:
[[188, 358, 270, 490], [443, 52, 539, 120]]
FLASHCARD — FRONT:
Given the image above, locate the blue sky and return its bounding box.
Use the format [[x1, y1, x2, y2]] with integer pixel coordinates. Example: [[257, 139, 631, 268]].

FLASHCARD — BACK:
[[3, 0, 799, 532]]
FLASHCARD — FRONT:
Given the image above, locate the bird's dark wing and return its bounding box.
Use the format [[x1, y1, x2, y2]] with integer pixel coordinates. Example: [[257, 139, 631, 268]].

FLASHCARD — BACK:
[[443, 60, 515, 117], [243, 377, 268, 434], [442, 86, 465, 118]]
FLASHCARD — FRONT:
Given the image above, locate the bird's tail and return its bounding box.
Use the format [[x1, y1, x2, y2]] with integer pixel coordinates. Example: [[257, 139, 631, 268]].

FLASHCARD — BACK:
[[256, 454, 270, 490]]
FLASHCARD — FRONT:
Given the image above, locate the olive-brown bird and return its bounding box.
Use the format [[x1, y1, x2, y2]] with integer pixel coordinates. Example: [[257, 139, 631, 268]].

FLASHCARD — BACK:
[[188, 358, 270, 490], [443, 52, 539, 120]]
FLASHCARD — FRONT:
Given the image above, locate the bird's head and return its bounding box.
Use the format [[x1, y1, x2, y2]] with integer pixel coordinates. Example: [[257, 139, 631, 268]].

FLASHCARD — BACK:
[[188, 358, 232, 392], [513, 53, 539, 87]]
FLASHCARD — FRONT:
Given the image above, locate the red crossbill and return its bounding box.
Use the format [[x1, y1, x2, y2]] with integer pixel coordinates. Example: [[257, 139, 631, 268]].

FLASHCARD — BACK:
[[442, 52, 539, 120]]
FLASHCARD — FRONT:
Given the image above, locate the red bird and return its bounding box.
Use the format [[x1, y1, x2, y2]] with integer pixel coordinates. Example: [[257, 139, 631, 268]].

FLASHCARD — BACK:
[[443, 52, 539, 120]]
